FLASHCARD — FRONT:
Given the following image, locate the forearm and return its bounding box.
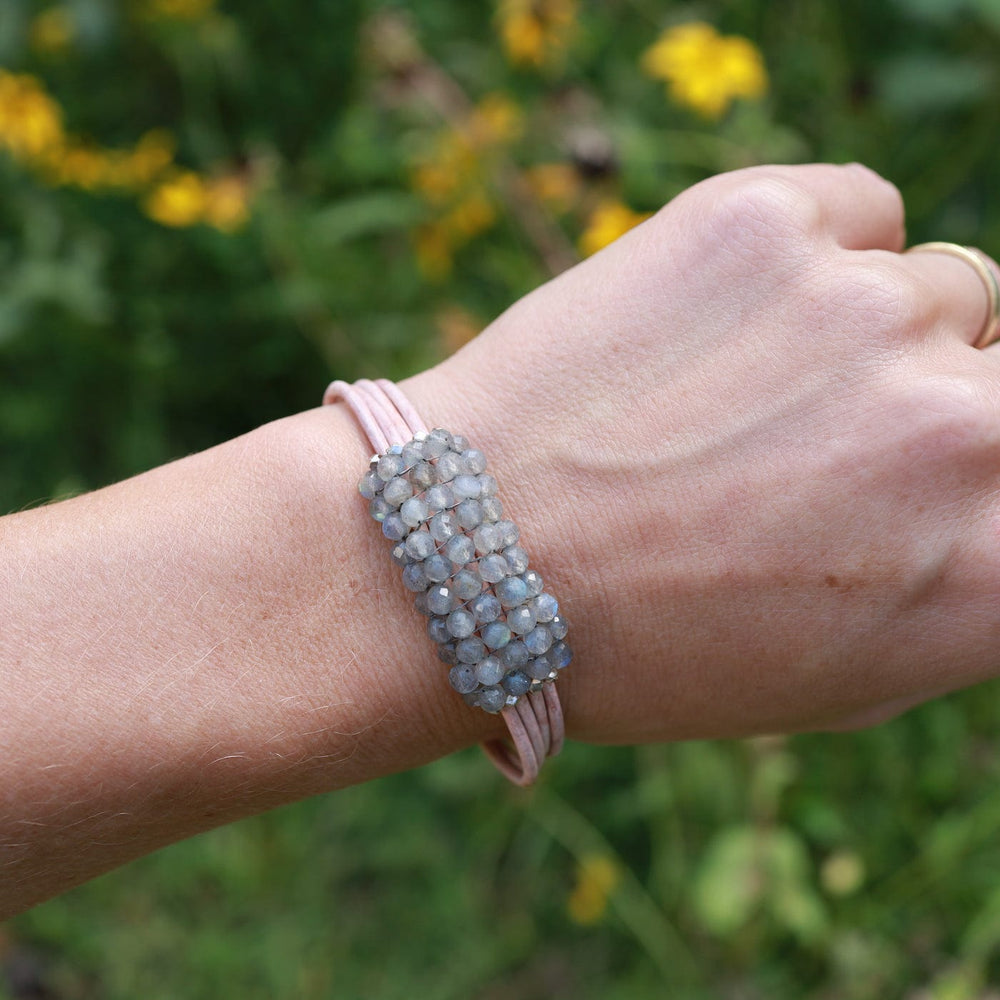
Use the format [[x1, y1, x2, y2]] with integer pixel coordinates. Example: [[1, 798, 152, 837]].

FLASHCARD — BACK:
[[0, 398, 504, 917]]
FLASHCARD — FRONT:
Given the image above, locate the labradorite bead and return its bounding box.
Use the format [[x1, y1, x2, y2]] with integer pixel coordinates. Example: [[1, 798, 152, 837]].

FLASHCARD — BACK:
[[532, 593, 558, 622], [400, 496, 429, 528], [405, 530, 436, 561], [550, 641, 572, 669], [444, 533, 475, 567], [421, 436, 449, 460], [427, 585, 454, 616], [455, 500, 484, 530], [427, 616, 450, 644], [359, 470, 381, 499], [428, 428, 454, 448], [401, 441, 424, 468], [449, 664, 479, 695], [495, 576, 529, 608], [526, 654, 554, 680], [462, 449, 487, 475], [368, 497, 391, 523], [482, 621, 512, 650], [502, 670, 531, 697], [549, 615, 568, 640], [390, 542, 412, 567], [470, 592, 501, 624], [436, 451, 465, 483], [506, 605, 536, 636], [472, 524, 501, 555], [480, 497, 503, 522], [452, 569, 482, 601], [377, 453, 405, 481], [475, 655, 504, 686], [451, 434, 470, 453], [383, 476, 413, 508], [446, 608, 476, 639], [496, 520, 519, 548], [456, 637, 486, 664], [413, 591, 432, 617], [429, 511, 459, 542], [524, 626, 553, 655], [382, 513, 407, 541], [478, 686, 506, 714], [424, 484, 455, 511], [402, 563, 429, 592], [438, 641, 458, 664], [453, 474, 481, 500], [521, 570, 544, 597], [503, 545, 529, 575], [478, 554, 508, 584], [423, 553, 453, 584], [410, 461, 437, 489], [501, 640, 529, 670]]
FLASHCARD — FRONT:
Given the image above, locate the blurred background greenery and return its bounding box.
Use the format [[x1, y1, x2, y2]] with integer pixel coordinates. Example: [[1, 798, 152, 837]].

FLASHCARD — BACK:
[[3, 0, 1000, 997]]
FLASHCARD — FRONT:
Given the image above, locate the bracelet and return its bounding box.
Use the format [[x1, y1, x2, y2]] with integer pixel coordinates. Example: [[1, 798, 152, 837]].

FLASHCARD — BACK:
[[323, 377, 569, 786]]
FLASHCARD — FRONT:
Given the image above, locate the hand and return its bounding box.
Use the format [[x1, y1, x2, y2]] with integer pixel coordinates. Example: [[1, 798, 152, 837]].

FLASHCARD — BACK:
[[404, 163, 1000, 744]]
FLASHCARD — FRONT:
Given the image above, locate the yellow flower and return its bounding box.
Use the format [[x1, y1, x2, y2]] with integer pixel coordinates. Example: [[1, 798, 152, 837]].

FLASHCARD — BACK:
[[203, 175, 251, 232], [0, 71, 65, 162], [144, 170, 209, 227], [146, 0, 215, 20], [641, 22, 768, 119], [414, 223, 453, 280], [125, 129, 177, 186], [525, 162, 580, 213], [30, 7, 76, 54], [497, 0, 577, 68], [567, 854, 620, 925], [468, 93, 523, 146], [443, 191, 495, 239], [578, 199, 651, 257]]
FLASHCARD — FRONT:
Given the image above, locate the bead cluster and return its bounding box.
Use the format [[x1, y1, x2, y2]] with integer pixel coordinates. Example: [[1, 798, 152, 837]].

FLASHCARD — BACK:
[[359, 427, 572, 713]]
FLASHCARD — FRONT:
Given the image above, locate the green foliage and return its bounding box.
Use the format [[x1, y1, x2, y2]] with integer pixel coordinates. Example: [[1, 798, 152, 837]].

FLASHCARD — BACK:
[[4, 0, 1000, 997]]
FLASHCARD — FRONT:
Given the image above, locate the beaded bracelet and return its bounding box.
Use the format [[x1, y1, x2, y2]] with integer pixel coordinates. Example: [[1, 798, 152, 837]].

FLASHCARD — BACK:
[[324, 377, 569, 786]]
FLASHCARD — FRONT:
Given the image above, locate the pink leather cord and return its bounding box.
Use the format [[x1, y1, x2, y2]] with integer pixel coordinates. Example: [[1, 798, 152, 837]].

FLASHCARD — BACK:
[[325, 378, 565, 786]]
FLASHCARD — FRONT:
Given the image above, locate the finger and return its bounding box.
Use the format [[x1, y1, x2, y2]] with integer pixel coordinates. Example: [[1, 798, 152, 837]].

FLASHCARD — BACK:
[[902, 243, 1000, 348], [696, 162, 907, 252]]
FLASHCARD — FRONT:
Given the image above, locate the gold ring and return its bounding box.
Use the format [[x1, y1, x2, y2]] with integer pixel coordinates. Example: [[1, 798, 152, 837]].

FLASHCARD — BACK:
[[907, 241, 1000, 349]]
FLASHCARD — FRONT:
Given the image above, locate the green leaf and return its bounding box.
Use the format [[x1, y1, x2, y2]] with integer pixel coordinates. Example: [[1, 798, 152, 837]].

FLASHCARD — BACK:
[[877, 54, 995, 115]]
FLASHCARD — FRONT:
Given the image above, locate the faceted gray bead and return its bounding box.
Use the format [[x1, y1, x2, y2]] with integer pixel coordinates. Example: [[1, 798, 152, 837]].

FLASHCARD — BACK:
[[456, 637, 487, 664], [358, 470, 381, 499], [495, 576, 529, 608], [390, 542, 412, 567], [427, 585, 455, 616], [532, 593, 559, 622], [478, 473, 498, 497], [383, 476, 413, 508], [377, 453, 405, 481], [438, 641, 458, 664], [382, 513, 407, 541], [424, 484, 455, 511], [446, 608, 476, 639], [475, 655, 504, 686], [451, 435, 470, 453], [550, 641, 573, 669], [472, 523, 501, 555], [453, 474, 481, 500], [482, 621, 512, 650], [462, 449, 487, 475], [496, 520, 519, 547], [452, 569, 482, 601], [444, 534, 475, 566], [421, 436, 449, 460], [480, 497, 503, 522], [428, 428, 454, 448], [427, 616, 450, 644], [400, 496, 429, 528], [429, 510, 459, 542], [423, 554, 453, 584], [506, 605, 536, 635], [501, 640, 529, 670], [526, 654, 554, 680], [455, 499, 484, 530], [410, 461, 437, 489], [478, 553, 508, 584], [401, 441, 424, 468], [478, 686, 506, 714], [402, 563, 429, 592], [413, 591, 432, 617], [503, 545, 529, 575], [549, 615, 568, 640], [449, 664, 479, 695], [502, 670, 532, 697], [436, 451, 465, 483], [521, 570, 544, 597], [524, 626, 553, 655], [368, 497, 391, 523], [470, 592, 501, 624], [405, 529, 436, 561]]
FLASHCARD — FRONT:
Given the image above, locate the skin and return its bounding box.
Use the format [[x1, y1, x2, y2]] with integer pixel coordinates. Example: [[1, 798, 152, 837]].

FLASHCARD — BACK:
[[2, 162, 999, 917]]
